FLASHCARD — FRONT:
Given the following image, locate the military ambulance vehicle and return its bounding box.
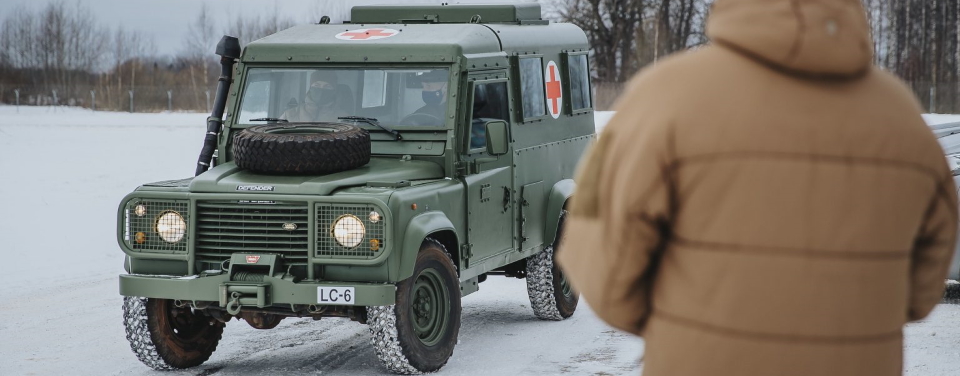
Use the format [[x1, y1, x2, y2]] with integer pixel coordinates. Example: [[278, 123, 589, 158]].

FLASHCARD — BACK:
[[118, 3, 595, 373]]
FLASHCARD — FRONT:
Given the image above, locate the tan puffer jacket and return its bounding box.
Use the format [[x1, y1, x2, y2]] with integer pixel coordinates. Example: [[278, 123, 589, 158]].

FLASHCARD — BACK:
[[557, 0, 958, 375]]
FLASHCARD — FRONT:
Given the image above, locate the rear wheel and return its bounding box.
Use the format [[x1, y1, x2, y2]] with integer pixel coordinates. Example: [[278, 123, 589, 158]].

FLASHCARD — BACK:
[[368, 238, 461, 374], [122, 297, 224, 370], [526, 211, 579, 320], [944, 281, 960, 304]]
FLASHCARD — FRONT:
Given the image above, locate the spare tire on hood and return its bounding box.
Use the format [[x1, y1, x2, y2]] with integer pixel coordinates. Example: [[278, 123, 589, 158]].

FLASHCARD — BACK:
[[232, 123, 371, 175]]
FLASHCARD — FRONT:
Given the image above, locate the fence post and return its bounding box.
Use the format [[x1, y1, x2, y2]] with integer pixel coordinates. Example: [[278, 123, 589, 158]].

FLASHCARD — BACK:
[[930, 87, 936, 114], [205, 90, 211, 113], [128, 90, 134, 113], [52, 90, 58, 107], [167, 90, 173, 112], [14, 89, 19, 113], [90, 90, 96, 111]]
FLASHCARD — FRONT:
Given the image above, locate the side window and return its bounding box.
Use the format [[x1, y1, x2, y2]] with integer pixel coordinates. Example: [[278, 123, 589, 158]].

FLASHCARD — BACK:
[[470, 81, 509, 151], [519, 57, 545, 119], [567, 54, 592, 111]]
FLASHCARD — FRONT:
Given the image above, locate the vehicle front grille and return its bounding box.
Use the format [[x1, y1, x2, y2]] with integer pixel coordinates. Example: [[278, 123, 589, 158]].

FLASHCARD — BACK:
[[195, 201, 309, 266]]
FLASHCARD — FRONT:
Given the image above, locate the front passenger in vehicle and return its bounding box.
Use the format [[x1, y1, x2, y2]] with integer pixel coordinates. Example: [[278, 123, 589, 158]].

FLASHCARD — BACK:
[[281, 71, 346, 122]]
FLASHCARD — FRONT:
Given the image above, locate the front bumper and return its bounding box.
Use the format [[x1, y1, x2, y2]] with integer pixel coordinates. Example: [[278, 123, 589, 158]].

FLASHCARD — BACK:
[[119, 273, 396, 306]]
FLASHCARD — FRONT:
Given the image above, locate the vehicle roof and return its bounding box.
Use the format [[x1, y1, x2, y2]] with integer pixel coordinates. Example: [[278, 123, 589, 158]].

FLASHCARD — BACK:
[[241, 22, 589, 64]]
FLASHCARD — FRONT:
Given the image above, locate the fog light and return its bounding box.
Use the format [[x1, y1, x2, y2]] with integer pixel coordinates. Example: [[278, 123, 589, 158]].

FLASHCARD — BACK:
[[369, 211, 382, 223], [370, 239, 380, 251], [134, 204, 147, 217], [135, 232, 147, 244]]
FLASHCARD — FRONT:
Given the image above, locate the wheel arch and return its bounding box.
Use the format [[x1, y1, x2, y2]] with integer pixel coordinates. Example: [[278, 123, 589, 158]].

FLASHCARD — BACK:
[[396, 211, 460, 281], [543, 179, 575, 246]]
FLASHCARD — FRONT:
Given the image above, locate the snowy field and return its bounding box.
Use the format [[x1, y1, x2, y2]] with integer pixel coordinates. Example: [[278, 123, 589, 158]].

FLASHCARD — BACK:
[[0, 105, 958, 376]]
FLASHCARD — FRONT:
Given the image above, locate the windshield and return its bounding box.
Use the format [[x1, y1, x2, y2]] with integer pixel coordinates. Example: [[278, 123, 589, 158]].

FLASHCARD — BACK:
[[237, 67, 450, 127]]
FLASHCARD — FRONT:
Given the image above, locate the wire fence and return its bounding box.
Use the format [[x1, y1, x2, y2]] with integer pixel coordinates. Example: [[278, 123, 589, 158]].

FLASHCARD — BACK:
[[0, 85, 213, 113], [593, 81, 960, 114], [2, 80, 959, 114]]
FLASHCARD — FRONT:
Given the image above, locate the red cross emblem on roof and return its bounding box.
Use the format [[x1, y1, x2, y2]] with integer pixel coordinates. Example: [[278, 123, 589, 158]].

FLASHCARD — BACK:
[[335, 28, 400, 41], [545, 61, 562, 119]]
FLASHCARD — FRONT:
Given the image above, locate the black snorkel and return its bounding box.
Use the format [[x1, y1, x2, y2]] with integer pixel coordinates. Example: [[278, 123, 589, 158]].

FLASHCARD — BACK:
[[195, 35, 241, 176]]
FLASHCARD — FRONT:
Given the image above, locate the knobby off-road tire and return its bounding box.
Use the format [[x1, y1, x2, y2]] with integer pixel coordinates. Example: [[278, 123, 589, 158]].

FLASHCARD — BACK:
[[367, 238, 461, 374], [944, 281, 960, 304], [526, 211, 579, 320], [232, 123, 371, 175], [122, 297, 224, 370]]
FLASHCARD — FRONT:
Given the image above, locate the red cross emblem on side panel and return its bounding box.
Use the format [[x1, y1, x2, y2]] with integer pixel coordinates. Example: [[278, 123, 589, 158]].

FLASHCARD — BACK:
[[335, 28, 400, 41], [544, 60, 563, 119]]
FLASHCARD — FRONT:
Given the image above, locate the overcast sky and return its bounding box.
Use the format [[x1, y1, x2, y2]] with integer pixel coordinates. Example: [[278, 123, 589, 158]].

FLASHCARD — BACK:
[[0, 0, 550, 58]]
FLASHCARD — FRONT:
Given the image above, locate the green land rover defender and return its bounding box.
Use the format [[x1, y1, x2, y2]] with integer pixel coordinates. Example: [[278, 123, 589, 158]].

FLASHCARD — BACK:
[[118, 3, 595, 373]]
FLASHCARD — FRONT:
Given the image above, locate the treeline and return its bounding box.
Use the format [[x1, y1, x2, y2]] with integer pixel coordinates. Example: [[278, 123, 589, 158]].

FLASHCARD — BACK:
[[0, 1, 298, 112], [4, 1, 960, 113], [556, 0, 960, 113], [868, 0, 960, 113]]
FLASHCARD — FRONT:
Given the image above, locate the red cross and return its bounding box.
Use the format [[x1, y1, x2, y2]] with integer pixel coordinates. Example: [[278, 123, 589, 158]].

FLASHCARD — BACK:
[[339, 29, 395, 40], [546, 65, 562, 115]]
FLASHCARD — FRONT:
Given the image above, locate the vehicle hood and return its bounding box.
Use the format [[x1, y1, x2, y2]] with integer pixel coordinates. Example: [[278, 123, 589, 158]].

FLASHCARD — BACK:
[[189, 158, 443, 195], [706, 0, 873, 78]]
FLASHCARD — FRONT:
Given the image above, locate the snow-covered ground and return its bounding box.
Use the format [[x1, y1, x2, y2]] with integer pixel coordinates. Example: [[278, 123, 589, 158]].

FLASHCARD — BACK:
[[924, 113, 960, 126], [0, 105, 957, 375]]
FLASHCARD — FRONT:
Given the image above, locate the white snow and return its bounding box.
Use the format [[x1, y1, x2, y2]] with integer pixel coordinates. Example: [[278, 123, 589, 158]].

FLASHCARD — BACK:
[[0, 105, 957, 375], [924, 114, 960, 126]]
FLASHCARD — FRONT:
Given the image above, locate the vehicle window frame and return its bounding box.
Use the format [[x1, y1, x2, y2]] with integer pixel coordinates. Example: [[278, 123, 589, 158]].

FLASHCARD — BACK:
[[231, 64, 456, 131], [513, 55, 549, 124], [465, 78, 511, 155], [563, 51, 593, 114]]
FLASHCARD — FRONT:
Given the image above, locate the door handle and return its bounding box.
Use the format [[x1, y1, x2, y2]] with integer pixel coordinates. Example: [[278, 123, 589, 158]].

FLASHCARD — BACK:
[[502, 187, 511, 212]]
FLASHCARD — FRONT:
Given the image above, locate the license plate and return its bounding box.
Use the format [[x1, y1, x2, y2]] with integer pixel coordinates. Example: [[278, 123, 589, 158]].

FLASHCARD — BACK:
[[317, 287, 356, 305]]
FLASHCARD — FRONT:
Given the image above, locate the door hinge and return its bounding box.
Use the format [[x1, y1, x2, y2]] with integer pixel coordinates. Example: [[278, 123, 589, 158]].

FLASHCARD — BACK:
[[455, 161, 468, 176], [462, 243, 473, 259]]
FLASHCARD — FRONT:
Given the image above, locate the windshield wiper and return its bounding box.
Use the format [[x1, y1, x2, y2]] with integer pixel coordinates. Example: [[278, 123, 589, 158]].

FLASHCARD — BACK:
[[339, 116, 403, 141], [249, 117, 289, 123]]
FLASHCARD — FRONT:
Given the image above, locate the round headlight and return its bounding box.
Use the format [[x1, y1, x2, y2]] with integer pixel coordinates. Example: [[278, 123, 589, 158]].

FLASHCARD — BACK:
[[134, 204, 147, 217], [156, 211, 186, 243], [369, 211, 382, 223], [332, 214, 365, 248]]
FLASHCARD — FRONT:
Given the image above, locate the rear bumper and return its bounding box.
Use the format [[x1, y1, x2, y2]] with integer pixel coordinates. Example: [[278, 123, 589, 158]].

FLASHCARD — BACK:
[[119, 273, 396, 306]]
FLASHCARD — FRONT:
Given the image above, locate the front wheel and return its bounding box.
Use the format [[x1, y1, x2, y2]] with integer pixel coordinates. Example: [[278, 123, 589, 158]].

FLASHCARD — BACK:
[[526, 211, 579, 320], [368, 238, 461, 374], [122, 297, 224, 370]]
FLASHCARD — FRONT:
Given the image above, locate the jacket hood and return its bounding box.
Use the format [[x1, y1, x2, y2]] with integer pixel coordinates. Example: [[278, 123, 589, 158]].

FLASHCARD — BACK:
[[706, 0, 873, 77]]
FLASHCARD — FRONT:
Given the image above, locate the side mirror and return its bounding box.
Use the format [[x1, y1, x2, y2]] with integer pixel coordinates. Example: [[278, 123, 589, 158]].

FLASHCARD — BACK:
[[485, 120, 509, 156]]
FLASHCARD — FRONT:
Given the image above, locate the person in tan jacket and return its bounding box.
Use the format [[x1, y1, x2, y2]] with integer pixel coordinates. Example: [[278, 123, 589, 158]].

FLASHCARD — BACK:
[[557, 0, 958, 375]]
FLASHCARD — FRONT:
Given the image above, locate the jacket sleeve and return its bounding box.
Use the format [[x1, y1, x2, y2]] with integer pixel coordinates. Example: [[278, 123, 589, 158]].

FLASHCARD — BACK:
[[908, 175, 959, 321], [556, 108, 675, 335]]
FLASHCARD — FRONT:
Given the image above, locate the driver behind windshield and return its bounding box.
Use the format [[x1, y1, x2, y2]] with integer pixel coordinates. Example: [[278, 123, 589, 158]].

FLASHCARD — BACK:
[[281, 71, 345, 122], [413, 70, 448, 121]]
